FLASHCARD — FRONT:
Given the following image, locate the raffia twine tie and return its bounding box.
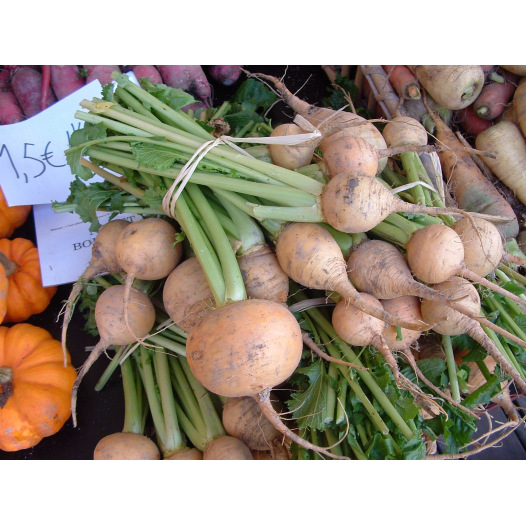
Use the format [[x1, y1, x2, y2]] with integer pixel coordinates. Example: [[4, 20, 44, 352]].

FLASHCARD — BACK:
[[161, 114, 322, 219]]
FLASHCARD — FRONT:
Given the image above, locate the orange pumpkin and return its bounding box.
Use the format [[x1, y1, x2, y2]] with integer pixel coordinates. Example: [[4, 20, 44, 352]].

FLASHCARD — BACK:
[[0, 323, 77, 451], [0, 263, 7, 324], [0, 238, 57, 323], [0, 186, 32, 239]]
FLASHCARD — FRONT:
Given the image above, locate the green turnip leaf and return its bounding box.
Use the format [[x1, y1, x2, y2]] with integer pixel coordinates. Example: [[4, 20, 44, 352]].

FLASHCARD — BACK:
[[286, 359, 328, 431]]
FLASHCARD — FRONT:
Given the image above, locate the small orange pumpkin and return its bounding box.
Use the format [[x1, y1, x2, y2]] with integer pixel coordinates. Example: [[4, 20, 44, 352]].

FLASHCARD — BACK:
[[0, 263, 7, 324], [0, 323, 77, 451], [0, 186, 32, 239], [0, 237, 57, 323]]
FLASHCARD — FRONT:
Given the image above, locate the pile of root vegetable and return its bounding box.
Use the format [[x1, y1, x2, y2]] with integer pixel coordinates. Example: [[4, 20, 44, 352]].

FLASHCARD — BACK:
[[8, 64, 526, 460]]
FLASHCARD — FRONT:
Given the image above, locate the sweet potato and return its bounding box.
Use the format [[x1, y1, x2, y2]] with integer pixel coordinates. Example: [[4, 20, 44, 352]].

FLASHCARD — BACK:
[[131, 65, 162, 85], [83, 65, 121, 86], [0, 70, 23, 124], [208, 65, 243, 86], [157, 65, 212, 106], [10, 66, 56, 118], [50, 65, 86, 99]]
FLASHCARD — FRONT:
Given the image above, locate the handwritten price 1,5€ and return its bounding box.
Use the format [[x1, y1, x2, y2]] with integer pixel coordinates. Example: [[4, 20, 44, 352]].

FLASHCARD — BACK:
[[0, 123, 80, 184]]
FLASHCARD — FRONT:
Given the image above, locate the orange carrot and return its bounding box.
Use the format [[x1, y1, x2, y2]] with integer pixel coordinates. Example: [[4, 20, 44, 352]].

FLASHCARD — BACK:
[[382, 65, 421, 100]]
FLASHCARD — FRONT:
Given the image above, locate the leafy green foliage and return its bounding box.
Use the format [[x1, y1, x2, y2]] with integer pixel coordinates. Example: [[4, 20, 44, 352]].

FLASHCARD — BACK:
[[101, 82, 116, 101], [500, 280, 525, 296], [426, 405, 478, 454], [287, 359, 329, 432], [223, 79, 277, 134], [416, 357, 448, 388], [132, 141, 182, 171], [514, 314, 526, 334], [140, 79, 198, 110], [66, 123, 108, 180], [286, 339, 428, 459], [452, 333, 487, 362], [401, 431, 427, 460], [130, 141, 232, 175], [462, 369, 503, 409], [366, 433, 399, 460], [322, 74, 370, 119], [58, 178, 128, 232]]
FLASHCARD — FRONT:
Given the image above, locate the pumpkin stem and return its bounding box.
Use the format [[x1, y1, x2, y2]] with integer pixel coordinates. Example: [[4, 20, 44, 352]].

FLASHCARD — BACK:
[[0, 366, 13, 409], [0, 251, 17, 277]]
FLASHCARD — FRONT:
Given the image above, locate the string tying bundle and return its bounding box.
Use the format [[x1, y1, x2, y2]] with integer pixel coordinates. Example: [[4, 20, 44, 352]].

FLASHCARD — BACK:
[[161, 115, 322, 219]]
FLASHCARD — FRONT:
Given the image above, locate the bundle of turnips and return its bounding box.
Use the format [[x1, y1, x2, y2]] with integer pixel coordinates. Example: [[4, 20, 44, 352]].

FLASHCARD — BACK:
[[34, 65, 526, 460]]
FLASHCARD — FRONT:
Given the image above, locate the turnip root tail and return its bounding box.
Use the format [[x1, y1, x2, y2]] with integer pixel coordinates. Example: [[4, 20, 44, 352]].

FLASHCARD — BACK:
[[246, 71, 365, 139], [459, 307, 526, 351], [399, 348, 479, 419], [502, 251, 526, 268], [492, 385, 521, 423], [245, 71, 312, 116], [460, 266, 526, 309], [71, 339, 109, 427], [301, 331, 367, 370], [466, 324, 526, 395], [395, 200, 512, 226], [371, 334, 439, 406], [371, 333, 402, 384], [256, 388, 350, 460], [59, 265, 99, 366]]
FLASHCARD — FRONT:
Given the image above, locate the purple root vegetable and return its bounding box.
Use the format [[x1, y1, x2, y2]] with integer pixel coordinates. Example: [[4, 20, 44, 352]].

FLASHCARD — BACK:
[[0, 70, 24, 124], [0, 90, 24, 124], [50, 65, 86, 99], [83, 65, 121, 86], [0, 70, 10, 90], [10, 66, 56, 118], [131, 65, 163, 85], [208, 65, 243, 86], [157, 65, 213, 106], [182, 101, 208, 116]]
